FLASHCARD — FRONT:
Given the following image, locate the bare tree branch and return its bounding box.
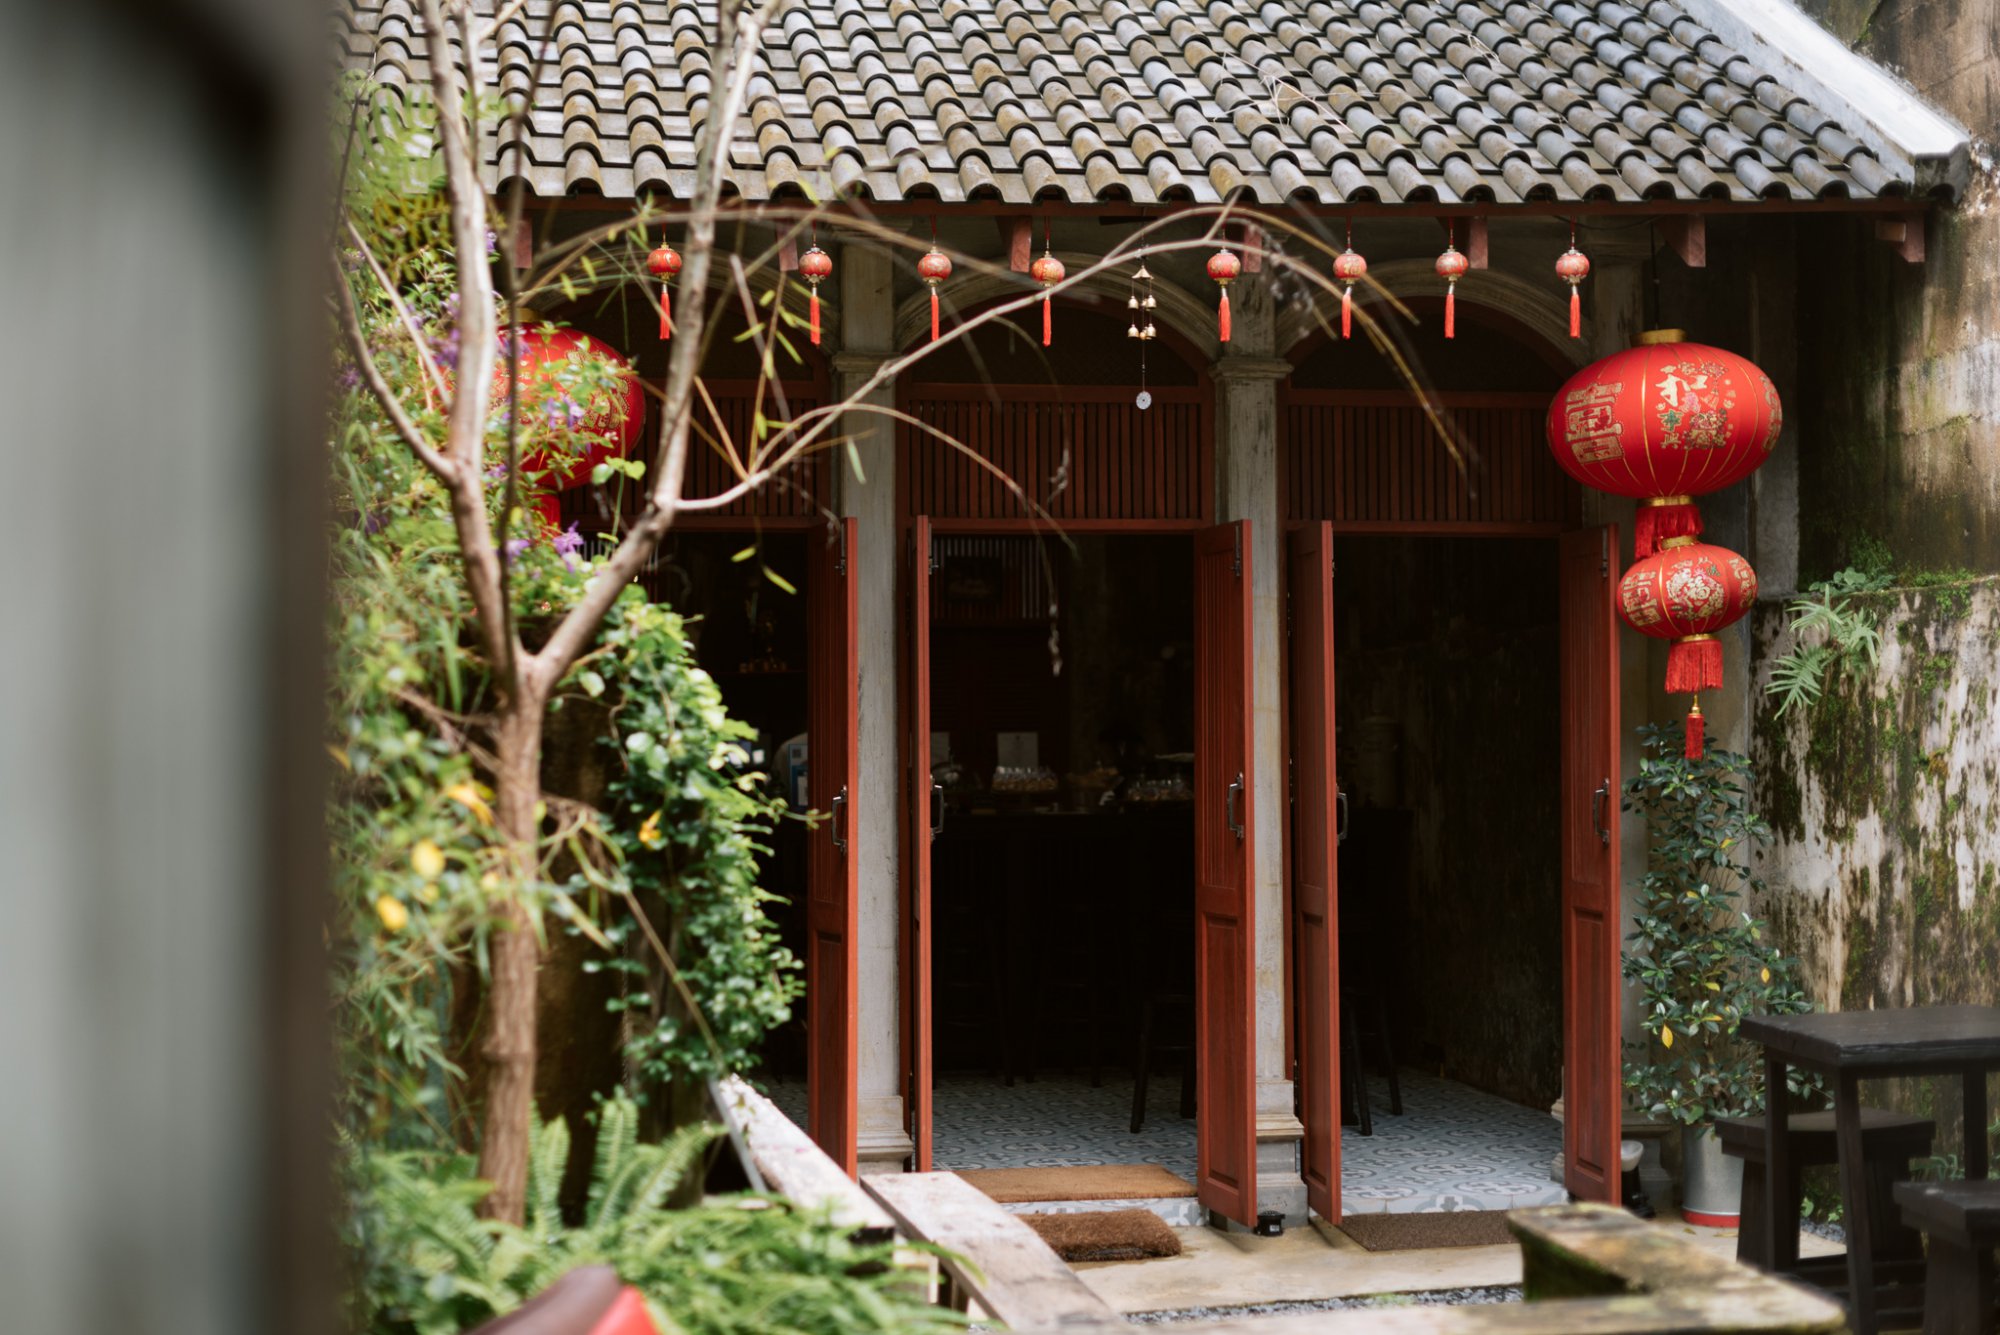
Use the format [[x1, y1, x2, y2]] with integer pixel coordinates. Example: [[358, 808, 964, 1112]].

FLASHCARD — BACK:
[[346, 217, 452, 409], [330, 254, 458, 481]]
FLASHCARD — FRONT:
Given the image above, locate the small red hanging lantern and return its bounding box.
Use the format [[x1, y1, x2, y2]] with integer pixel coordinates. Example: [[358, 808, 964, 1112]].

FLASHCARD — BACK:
[[1435, 225, 1468, 339], [917, 236, 953, 344], [1618, 537, 1759, 758], [1547, 330, 1783, 557], [646, 239, 681, 340], [1206, 247, 1242, 343], [798, 241, 833, 346], [1554, 222, 1590, 340], [1029, 239, 1065, 347], [495, 324, 645, 529], [1332, 227, 1367, 341]]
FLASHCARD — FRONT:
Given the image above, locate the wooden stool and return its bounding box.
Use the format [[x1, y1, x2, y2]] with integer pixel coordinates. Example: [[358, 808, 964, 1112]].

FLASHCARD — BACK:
[[1717, 1108, 1933, 1272], [1129, 991, 1195, 1133], [1895, 1179, 2000, 1335]]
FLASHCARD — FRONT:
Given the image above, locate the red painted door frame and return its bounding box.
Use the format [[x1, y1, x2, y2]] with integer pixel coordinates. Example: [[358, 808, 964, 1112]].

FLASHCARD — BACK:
[[1559, 524, 1622, 1202], [806, 517, 860, 1175], [1194, 520, 1258, 1226], [903, 517, 935, 1170], [1287, 522, 1341, 1222]]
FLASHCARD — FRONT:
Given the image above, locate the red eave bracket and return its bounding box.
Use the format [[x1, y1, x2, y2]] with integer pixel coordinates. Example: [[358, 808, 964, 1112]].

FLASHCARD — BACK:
[[1658, 215, 1706, 268], [1876, 211, 1926, 264], [1001, 217, 1032, 272], [1436, 215, 1489, 269]]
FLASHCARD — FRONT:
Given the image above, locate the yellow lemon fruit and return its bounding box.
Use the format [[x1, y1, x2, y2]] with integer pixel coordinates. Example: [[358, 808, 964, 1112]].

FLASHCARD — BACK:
[[411, 840, 445, 880], [1660, 1027, 1674, 1049], [376, 895, 410, 933]]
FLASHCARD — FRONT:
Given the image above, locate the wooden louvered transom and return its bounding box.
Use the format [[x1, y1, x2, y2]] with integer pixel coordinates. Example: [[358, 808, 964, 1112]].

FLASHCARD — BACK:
[[899, 385, 1211, 527], [677, 380, 826, 524], [1282, 391, 1579, 534]]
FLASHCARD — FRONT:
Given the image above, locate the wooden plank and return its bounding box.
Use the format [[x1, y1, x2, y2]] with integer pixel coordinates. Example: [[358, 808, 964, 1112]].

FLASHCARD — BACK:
[[717, 1076, 891, 1235], [863, 1172, 1123, 1330]]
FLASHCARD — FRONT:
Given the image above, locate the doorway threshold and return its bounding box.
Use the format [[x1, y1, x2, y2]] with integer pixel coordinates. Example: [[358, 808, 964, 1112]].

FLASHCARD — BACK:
[[1341, 1070, 1567, 1214]]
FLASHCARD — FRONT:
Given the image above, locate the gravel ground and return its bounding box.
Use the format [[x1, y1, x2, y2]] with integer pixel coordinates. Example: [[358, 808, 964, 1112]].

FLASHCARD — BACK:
[[1125, 1286, 1523, 1324], [1799, 1216, 1845, 1243]]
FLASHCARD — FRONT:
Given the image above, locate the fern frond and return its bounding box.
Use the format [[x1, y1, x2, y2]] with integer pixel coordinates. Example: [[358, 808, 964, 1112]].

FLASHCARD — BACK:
[[527, 1111, 572, 1240], [586, 1094, 641, 1227]]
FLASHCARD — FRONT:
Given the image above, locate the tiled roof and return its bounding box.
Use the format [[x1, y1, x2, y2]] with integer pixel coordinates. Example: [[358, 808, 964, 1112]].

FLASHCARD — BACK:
[[341, 0, 1925, 205]]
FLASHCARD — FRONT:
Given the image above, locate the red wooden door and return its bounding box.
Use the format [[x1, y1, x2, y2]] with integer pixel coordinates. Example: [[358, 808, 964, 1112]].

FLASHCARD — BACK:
[[807, 517, 859, 1175], [1287, 522, 1341, 1222], [1559, 525, 1622, 1202], [904, 517, 935, 1170], [1194, 521, 1257, 1226]]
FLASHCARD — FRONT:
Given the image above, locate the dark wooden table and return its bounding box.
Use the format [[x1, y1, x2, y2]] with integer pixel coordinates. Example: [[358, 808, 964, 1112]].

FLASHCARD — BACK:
[[1741, 1005, 2000, 1334]]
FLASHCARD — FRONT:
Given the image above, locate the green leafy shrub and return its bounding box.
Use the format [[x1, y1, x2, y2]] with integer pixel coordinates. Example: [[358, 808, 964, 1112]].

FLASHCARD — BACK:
[[348, 1095, 963, 1335], [1622, 726, 1817, 1126]]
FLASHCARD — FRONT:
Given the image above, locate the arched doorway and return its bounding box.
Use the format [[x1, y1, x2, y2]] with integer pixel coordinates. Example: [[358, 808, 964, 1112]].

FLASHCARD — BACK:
[[1280, 300, 1622, 1220]]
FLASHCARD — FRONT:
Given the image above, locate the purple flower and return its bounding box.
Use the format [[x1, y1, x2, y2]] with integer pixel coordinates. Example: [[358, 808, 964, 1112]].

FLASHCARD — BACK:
[[499, 536, 531, 563], [485, 463, 510, 482], [337, 365, 360, 391], [485, 229, 499, 256], [553, 524, 584, 571], [544, 396, 586, 430]]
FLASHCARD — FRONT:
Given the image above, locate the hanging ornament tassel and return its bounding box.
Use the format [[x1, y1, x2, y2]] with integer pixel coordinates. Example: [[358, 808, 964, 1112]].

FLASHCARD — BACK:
[[1436, 226, 1468, 341], [1333, 226, 1367, 342], [1684, 697, 1706, 760], [1634, 495, 1703, 559], [1555, 221, 1591, 341], [1206, 247, 1241, 344], [646, 240, 682, 340], [799, 242, 833, 348], [1665, 633, 1725, 694], [917, 227, 953, 344], [1030, 231, 1065, 348]]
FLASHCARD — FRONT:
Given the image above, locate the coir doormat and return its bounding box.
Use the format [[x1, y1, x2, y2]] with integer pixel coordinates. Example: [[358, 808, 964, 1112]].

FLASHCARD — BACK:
[[954, 1164, 1196, 1204], [1339, 1210, 1518, 1251], [1023, 1208, 1184, 1262]]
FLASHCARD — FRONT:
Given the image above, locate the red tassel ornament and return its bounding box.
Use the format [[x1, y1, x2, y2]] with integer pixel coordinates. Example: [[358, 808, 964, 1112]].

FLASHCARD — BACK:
[[1664, 633, 1725, 693], [1633, 495, 1704, 561], [1555, 222, 1590, 341], [1436, 227, 1468, 340], [799, 242, 833, 347], [1030, 241, 1065, 347], [917, 243, 952, 344], [646, 241, 682, 340], [1207, 248, 1242, 343], [1332, 232, 1367, 341], [1684, 698, 1706, 760], [1619, 538, 1757, 763]]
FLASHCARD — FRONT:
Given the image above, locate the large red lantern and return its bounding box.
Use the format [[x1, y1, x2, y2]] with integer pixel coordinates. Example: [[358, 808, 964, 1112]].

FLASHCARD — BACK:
[[497, 325, 645, 529], [1547, 330, 1782, 558], [1618, 537, 1759, 759]]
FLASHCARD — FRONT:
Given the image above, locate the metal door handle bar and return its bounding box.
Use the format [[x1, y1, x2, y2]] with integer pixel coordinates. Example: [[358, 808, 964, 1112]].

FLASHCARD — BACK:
[[1592, 780, 1610, 846], [1226, 772, 1245, 840], [930, 782, 945, 837], [831, 789, 848, 855], [1336, 789, 1350, 845]]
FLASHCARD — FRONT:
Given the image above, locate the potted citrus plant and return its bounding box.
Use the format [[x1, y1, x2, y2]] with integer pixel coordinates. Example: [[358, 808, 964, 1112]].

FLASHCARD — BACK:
[[1622, 724, 1815, 1226]]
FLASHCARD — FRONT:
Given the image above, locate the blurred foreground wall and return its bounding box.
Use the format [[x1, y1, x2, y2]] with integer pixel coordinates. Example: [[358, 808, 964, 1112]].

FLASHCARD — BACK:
[[0, 3, 331, 1332]]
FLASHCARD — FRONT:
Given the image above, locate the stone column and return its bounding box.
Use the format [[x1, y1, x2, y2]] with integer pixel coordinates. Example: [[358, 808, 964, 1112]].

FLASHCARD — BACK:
[[831, 241, 913, 1174], [1208, 276, 1306, 1222]]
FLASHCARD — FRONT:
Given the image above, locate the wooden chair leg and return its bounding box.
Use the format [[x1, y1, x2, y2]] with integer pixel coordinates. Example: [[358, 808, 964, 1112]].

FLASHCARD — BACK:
[[1922, 1236, 1995, 1335], [1372, 994, 1402, 1115], [1343, 1000, 1371, 1137], [1130, 999, 1154, 1134]]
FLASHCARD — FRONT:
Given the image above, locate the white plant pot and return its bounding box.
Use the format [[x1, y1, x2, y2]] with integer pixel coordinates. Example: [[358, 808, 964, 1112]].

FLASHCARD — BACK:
[[1680, 1123, 1744, 1227]]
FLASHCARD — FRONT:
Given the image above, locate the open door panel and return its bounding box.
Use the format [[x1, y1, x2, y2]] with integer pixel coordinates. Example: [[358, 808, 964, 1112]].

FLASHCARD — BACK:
[[904, 517, 934, 1171], [1288, 522, 1341, 1223], [1559, 524, 1621, 1203], [1193, 521, 1257, 1226], [806, 517, 859, 1175]]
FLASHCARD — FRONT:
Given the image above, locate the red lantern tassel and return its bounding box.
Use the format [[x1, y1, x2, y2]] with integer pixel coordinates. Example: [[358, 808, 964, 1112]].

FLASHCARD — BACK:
[[1635, 499, 1704, 559], [930, 289, 941, 343], [1444, 287, 1456, 339], [809, 289, 821, 346], [660, 284, 673, 340], [1569, 287, 1580, 339], [1665, 635, 1725, 694], [1218, 291, 1232, 343], [1042, 294, 1052, 347], [1341, 288, 1352, 340], [1684, 700, 1706, 760]]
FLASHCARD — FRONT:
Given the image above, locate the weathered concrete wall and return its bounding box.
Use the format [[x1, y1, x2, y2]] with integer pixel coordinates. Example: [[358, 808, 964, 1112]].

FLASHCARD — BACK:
[[1749, 578, 2000, 1019], [1789, 0, 2000, 577]]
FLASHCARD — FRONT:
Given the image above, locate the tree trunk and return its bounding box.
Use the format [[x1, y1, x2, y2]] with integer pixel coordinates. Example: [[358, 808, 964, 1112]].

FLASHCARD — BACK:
[[475, 695, 547, 1225]]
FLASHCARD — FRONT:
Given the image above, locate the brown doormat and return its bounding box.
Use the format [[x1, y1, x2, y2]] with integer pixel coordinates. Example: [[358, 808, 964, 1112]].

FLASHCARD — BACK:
[[954, 1164, 1196, 1204], [1339, 1210, 1518, 1252], [1023, 1209, 1184, 1262]]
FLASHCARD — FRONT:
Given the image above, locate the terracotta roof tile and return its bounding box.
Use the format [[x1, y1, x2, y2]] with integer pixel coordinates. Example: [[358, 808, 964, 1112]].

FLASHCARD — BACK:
[[339, 0, 1921, 203]]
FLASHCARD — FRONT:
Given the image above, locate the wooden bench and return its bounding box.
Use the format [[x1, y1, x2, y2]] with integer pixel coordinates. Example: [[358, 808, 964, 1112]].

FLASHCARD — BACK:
[[716, 1077, 894, 1242], [1896, 1179, 2000, 1335], [1717, 1107, 1933, 1272], [864, 1171, 1124, 1330]]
